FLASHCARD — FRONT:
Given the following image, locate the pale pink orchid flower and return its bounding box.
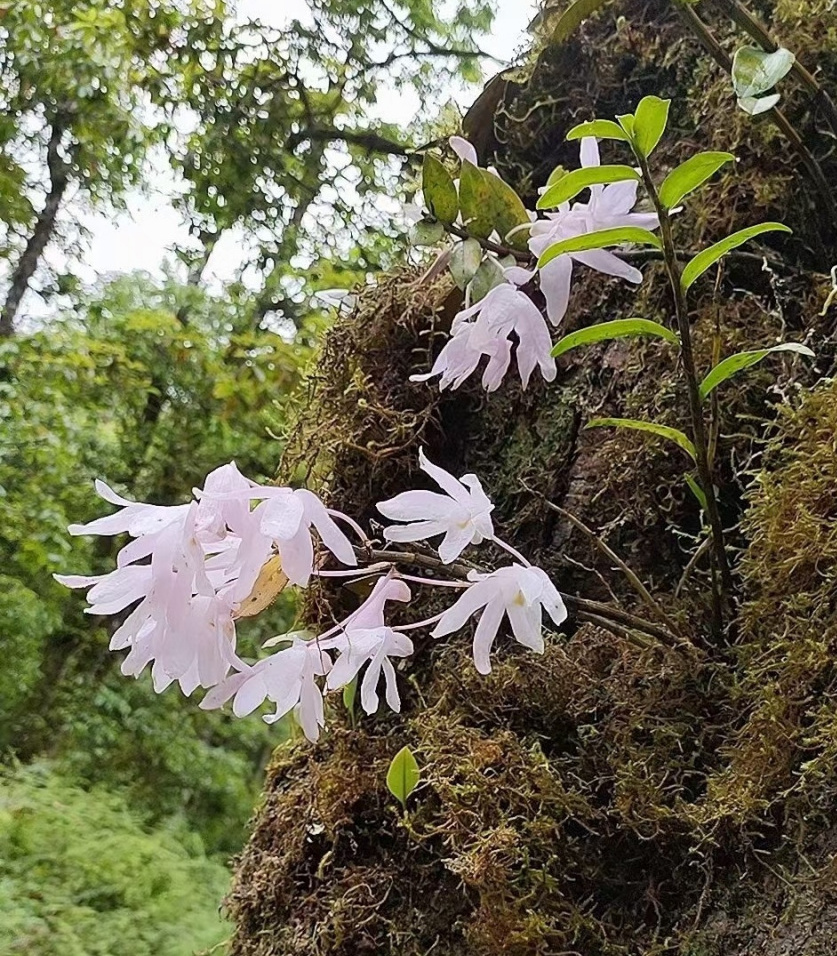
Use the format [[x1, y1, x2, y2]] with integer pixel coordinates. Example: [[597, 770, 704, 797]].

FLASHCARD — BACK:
[[410, 319, 512, 393], [57, 497, 246, 695], [377, 449, 495, 563], [325, 576, 413, 714], [529, 137, 659, 326], [255, 487, 356, 586], [411, 283, 556, 393], [201, 637, 332, 741], [67, 478, 189, 540], [432, 564, 567, 674], [197, 483, 358, 588], [326, 627, 414, 714]]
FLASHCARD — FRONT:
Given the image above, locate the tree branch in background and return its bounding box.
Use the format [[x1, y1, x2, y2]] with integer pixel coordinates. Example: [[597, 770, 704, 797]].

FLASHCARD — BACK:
[[1, 116, 70, 336], [287, 126, 412, 157]]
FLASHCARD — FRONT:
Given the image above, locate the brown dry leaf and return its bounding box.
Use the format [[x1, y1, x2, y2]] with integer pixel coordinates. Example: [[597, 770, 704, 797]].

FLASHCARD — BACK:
[[234, 554, 289, 619]]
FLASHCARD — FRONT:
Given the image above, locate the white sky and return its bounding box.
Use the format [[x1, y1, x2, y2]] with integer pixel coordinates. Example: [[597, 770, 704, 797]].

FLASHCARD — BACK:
[[75, 0, 537, 289]]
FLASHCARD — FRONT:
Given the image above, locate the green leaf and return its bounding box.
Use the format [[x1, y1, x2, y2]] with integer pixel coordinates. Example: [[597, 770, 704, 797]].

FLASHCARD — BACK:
[[546, 164, 568, 187], [685, 474, 708, 513], [680, 222, 791, 290], [737, 93, 781, 115], [386, 746, 421, 809], [699, 342, 814, 399], [537, 164, 640, 210], [732, 46, 795, 99], [550, 0, 613, 44], [342, 677, 357, 728], [458, 160, 495, 238], [537, 226, 661, 268], [449, 238, 483, 289], [459, 160, 529, 246], [469, 256, 506, 303], [422, 154, 458, 223], [566, 119, 631, 142], [410, 219, 445, 246], [586, 417, 696, 460], [617, 113, 636, 139], [658, 152, 735, 209], [633, 96, 670, 158], [551, 318, 678, 357]]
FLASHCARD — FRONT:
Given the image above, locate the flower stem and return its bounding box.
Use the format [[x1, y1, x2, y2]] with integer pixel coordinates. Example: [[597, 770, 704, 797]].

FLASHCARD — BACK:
[[327, 509, 372, 545], [443, 222, 533, 262], [636, 152, 733, 637], [489, 535, 532, 567], [397, 573, 471, 588]]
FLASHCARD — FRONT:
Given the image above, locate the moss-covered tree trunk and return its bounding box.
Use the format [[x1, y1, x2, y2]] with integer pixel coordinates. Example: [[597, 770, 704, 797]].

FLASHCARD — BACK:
[[226, 3, 837, 953]]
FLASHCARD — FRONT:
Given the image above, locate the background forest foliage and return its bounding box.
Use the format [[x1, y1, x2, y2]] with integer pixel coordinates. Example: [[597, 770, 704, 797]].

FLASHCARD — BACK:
[[0, 0, 495, 951]]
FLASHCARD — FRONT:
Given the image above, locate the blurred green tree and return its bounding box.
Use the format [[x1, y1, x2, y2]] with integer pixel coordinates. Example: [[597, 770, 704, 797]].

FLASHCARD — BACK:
[[0, 273, 311, 852], [0, 764, 231, 955]]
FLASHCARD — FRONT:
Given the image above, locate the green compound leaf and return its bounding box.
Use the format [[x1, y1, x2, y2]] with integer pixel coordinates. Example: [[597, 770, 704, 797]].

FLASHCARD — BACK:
[[658, 152, 735, 210], [680, 222, 791, 291], [551, 0, 613, 44], [422, 153, 458, 223], [386, 746, 421, 810], [537, 164, 640, 210], [633, 95, 670, 158], [566, 119, 630, 142], [699, 342, 814, 400], [537, 226, 661, 269], [551, 318, 678, 358], [586, 417, 697, 461]]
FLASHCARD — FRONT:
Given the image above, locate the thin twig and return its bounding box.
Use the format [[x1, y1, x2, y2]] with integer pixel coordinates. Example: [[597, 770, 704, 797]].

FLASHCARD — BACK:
[[529, 487, 683, 637], [444, 222, 532, 261], [675, 538, 713, 598], [574, 610, 660, 650]]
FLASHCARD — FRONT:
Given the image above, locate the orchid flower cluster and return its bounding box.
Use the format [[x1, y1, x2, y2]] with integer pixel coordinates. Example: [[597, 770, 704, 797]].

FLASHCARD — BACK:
[[57, 451, 566, 742], [410, 136, 660, 393], [59, 96, 808, 740]]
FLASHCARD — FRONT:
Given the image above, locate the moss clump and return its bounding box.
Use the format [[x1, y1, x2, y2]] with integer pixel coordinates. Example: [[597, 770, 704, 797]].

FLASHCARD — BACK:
[[228, 2, 837, 954]]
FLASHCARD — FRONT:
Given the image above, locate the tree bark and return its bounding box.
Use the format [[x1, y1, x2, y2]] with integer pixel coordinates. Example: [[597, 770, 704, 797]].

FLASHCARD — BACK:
[[0, 118, 70, 337]]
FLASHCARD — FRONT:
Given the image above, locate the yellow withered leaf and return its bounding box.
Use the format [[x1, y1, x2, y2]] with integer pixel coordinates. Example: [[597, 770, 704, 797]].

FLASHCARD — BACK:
[[234, 555, 289, 619]]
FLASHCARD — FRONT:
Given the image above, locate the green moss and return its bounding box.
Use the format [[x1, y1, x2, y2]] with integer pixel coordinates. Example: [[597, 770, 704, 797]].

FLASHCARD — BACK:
[[228, 2, 837, 954]]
